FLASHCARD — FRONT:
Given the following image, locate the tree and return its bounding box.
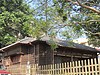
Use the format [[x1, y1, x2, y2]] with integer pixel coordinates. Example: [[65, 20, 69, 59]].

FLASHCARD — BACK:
[[0, 0, 40, 47], [63, 0, 100, 46], [28, 0, 100, 46]]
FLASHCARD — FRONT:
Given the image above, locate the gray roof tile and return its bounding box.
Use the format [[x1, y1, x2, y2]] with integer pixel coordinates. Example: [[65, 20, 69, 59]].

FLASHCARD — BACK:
[[0, 36, 99, 52]]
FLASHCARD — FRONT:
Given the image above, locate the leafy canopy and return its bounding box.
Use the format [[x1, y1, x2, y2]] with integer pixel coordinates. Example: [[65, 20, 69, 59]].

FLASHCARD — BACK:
[[0, 0, 48, 47], [29, 0, 100, 46]]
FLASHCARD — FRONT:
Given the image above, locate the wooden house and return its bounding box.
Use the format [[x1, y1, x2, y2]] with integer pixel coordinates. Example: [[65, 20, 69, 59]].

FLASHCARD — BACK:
[[0, 37, 99, 67]]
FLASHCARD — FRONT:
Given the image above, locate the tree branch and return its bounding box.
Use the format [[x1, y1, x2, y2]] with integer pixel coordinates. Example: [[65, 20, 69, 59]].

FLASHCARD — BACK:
[[89, 32, 100, 36], [66, 0, 100, 14], [76, 0, 100, 14]]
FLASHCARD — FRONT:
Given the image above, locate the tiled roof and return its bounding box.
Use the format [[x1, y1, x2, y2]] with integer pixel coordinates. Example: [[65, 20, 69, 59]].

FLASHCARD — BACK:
[[0, 36, 99, 52], [41, 36, 98, 52]]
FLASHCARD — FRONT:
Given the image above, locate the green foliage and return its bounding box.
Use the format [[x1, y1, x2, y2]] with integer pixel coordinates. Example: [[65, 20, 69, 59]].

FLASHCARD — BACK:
[[83, 13, 100, 47], [48, 39, 58, 50], [1, 0, 100, 47], [51, 0, 100, 46], [0, 0, 35, 46], [27, 0, 100, 47]]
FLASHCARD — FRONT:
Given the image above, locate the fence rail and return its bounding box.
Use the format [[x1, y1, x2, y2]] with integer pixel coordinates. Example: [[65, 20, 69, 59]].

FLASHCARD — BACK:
[[7, 58, 100, 75]]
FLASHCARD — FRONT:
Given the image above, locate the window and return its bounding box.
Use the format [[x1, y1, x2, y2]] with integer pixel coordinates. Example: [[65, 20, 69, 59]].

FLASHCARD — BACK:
[[10, 55, 21, 64]]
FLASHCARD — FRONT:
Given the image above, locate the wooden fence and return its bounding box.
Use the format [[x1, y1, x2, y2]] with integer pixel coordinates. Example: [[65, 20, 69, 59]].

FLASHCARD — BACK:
[[7, 58, 100, 75]]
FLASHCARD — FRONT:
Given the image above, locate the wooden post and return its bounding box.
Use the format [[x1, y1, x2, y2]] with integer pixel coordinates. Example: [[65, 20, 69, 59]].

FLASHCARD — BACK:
[[64, 62, 66, 75], [37, 44, 39, 65], [75, 61, 78, 75], [60, 63, 61, 74], [34, 45, 35, 64], [91, 59, 94, 74], [78, 60, 81, 75], [67, 62, 69, 75], [26, 61, 31, 75], [81, 60, 84, 75], [94, 58, 98, 75], [71, 55, 73, 62], [84, 60, 87, 74], [88, 59, 91, 75], [98, 57, 100, 75], [72, 61, 75, 75]]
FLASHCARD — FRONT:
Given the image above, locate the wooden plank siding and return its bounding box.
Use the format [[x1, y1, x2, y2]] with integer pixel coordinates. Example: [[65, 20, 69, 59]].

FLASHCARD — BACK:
[[4, 45, 21, 57], [2, 40, 98, 69], [39, 42, 53, 65]]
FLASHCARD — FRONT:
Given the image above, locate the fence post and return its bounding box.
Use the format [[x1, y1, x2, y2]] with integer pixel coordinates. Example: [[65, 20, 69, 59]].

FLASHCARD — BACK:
[[78, 60, 81, 75], [26, 61, 31, 75], [84, 60, 87, 74], [94, 58, 98, 75], [98, 57, 100, 75], [88, 59, 91, 75]]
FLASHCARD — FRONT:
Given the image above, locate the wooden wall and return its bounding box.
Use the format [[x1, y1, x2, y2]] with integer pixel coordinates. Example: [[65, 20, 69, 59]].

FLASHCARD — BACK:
[[21, 44, 35, 65], [20, 42, 98, 65], [4, 45, 21, 57], [3, 45, 21, 67], [54, 46, 97, 64], [39, 42, 53, 65], [3, 41, 98, 68]]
